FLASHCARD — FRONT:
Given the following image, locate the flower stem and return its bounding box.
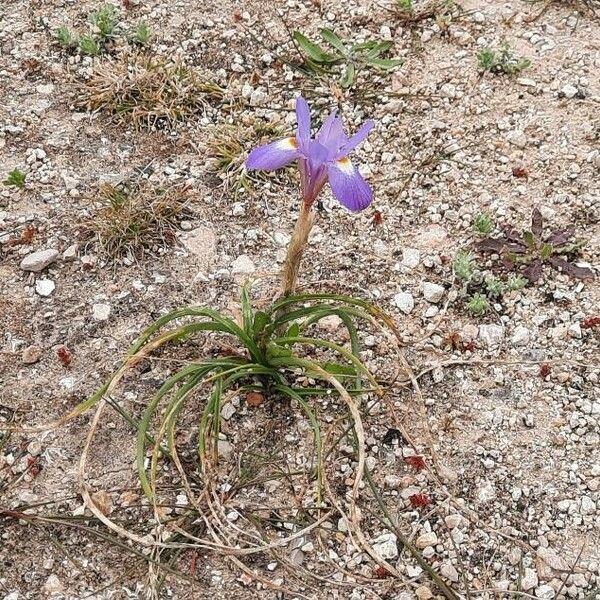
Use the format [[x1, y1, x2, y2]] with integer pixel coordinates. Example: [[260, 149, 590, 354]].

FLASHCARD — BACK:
[[281, 201, 315, 296]]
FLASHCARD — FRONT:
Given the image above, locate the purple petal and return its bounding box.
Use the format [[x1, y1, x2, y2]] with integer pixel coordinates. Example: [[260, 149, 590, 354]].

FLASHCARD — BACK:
[[246, 138, 300, 171], [327, 159, 373, 212], [337, 120, 375, 158], [317, 111, 345, 148], [295, 96, 311, 148]]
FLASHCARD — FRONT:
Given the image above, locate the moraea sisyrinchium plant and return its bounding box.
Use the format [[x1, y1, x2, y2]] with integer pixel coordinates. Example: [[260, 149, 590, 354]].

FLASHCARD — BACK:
[[246, 95, 375, 294], [246, 95, 374, 212]]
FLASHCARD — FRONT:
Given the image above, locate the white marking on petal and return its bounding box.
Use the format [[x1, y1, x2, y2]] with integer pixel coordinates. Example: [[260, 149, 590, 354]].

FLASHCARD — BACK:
[[277, 137, 298, 151], [336, 158, 355, 174]]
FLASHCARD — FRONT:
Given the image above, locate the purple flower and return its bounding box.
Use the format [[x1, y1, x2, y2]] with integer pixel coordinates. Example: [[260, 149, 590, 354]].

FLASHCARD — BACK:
[[246, 96, 374, 212]]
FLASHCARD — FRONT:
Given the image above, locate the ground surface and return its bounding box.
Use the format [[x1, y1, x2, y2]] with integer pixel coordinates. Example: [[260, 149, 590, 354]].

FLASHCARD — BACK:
[[1, 0, 599, 599]]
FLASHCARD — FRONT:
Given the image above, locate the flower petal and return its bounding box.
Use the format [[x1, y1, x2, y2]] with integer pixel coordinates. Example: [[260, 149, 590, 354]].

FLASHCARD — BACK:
[[327, 158, 373, 212], [337, 120, 374, 158], [295, 96, 311, 148], [246, 137, 300, 171]]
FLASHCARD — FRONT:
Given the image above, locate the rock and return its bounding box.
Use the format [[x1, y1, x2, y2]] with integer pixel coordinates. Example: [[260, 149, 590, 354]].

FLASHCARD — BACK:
[[319, 315, 343, 332], [372, 532, 398, 559], [537, 547, 569, 571], [440, 563, 459, 582], [62, 243, 78, 261], [561, 84, 578, 99], [535, 584, 556, 599], [231, 254, 256, 274], [579, 495, 596, 515], [415, 586, 433, 600], [42, 574, 63, 595], [221, 403, 236, 420], [393, 291, 414, 314], [522, 568, 538, 591], [35, 279, 55, 297], [415, 532, 438, 549], [568, 323, 582, 339], [217, 440, 233, 459], [461, 324, 479, 341], [511, 325, 530, 346], [444, 514, 462, 529], [20, 249, 59, 272], [478, 324, 504, 349], [182, 227, 216, 270], [475, 480, 497, 503], [401, 248, 420, 269], [92, 303, 111, 321], [440, 83, 456, 98], [507, 130, 527, 149], [249, 89, 268, 106], [422, 282, 444, 303], [22, 345, 42, 364], [289, 548, 304, 566]]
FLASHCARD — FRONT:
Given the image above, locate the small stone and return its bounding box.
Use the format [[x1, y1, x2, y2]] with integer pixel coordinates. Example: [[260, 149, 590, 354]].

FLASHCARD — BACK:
[[561, 84, 578, 99], [91, 490, 113, 516], [92, 303, 111, 321], [511, 325, 530, 346], [221, 403, 236, 420], [401, 248, 420, 269], [422, 282, 444, 303], [20, 249, 59, 272], [579, 495, 596, 515], [289, 548, 304, 566], [182, 227, 217, 269], [440, 83, 456, 98], [517, 78, 537, 87], [372, 532, 398, 559], [249, 88, 268, 106], [444, 514, 462, 529], [319, 315, 343, 332], [415, 585, 433, 600], [568, 323, 582, 339], [35, 279, 55, 297], [478, 324, 504, 349], [217, 440, 233, 459], [22, 345, 42, 364], [440, 563, 459, 582], [535, 584, 556, 599], [42, 574, 63, 595], [393, 291, 414, 314], [415, 531, 438, 549], [522, 568, 538, 591], [62, 243, 78, 261], [537, 547, 569, 571], [231, 254, 256, 274]]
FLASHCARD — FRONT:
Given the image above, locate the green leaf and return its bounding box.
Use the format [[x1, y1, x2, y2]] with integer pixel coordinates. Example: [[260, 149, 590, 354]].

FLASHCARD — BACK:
[[367, 57, 403, 70], [266, 343, 293, 361], [320, 28, 346, 53], [293, 31, 337, 64], [322, 362, 357, 377], [365, 40, 393, 59], [351, 40, 379, 52], [286, 322, 300, 338], [523, 230, 535, 249], [540, 243, 554, 259], [252, 311, 271, 337], [340, 62, 356, 88], [241, 286, 253, 336]]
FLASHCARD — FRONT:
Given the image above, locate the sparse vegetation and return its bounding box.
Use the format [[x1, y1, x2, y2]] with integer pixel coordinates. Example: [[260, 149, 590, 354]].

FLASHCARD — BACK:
[[477, 43, 531, 75], [3, 169, 26, 188], [466, 293, 489, 315], [477, 208, 594, 282], [507, 273, 528, 291], [78, 56, 224, 127], [474, 213, 494, 235], [56, 25, 78, 49], [485, 276, 504, 297], [132, 21, 151, 46], [79, 34, 101, 56], [89, 4, 120, 38], [91, 180, 189, 258], [453, 250, 475, 280], [207, 121, 287, 196], [292, 28, 402, 88]]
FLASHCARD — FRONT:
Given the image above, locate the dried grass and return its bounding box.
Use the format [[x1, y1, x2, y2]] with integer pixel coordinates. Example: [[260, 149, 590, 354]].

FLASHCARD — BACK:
[[78, 55, 224, 127]]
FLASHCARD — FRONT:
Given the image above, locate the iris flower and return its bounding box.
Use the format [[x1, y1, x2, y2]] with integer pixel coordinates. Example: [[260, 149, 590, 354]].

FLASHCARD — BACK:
[[246, 96, 374, 212]]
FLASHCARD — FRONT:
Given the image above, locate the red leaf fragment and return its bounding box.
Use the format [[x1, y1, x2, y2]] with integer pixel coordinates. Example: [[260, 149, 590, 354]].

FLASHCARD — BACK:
[[373, 565, 393, 579], [409, 493, 431, 508], [405, 456, 426, 471], [539, 364, 551, 378], [512, 166, 529, 179], [56, 345, 72, 367], [582, 317, 600, 329], [373, 210, 383, 226]]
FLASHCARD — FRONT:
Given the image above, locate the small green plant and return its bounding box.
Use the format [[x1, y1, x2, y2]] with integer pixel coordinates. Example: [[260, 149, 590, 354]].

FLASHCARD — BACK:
[[485, 276, 504, 297], [478, 208, 594, 282], [474, 213, 494, 235], [397, 0, 414, 11], [292, 28, 402, 88], [453, 251, 475, 280], [56, 25, 78, 49], [467, 294, 489, 315], [89, 4, 119, 38], [132, 21, 151, 46], [507, 273, 528, 291], [80, 34, 101, 56], [477, 43, 531, 75], [3, 169, 26, 188]]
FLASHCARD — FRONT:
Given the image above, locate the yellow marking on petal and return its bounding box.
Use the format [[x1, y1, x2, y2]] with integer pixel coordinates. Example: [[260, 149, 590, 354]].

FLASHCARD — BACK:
[[336, 157, 354, 174], [278, 137, 298, 150]]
